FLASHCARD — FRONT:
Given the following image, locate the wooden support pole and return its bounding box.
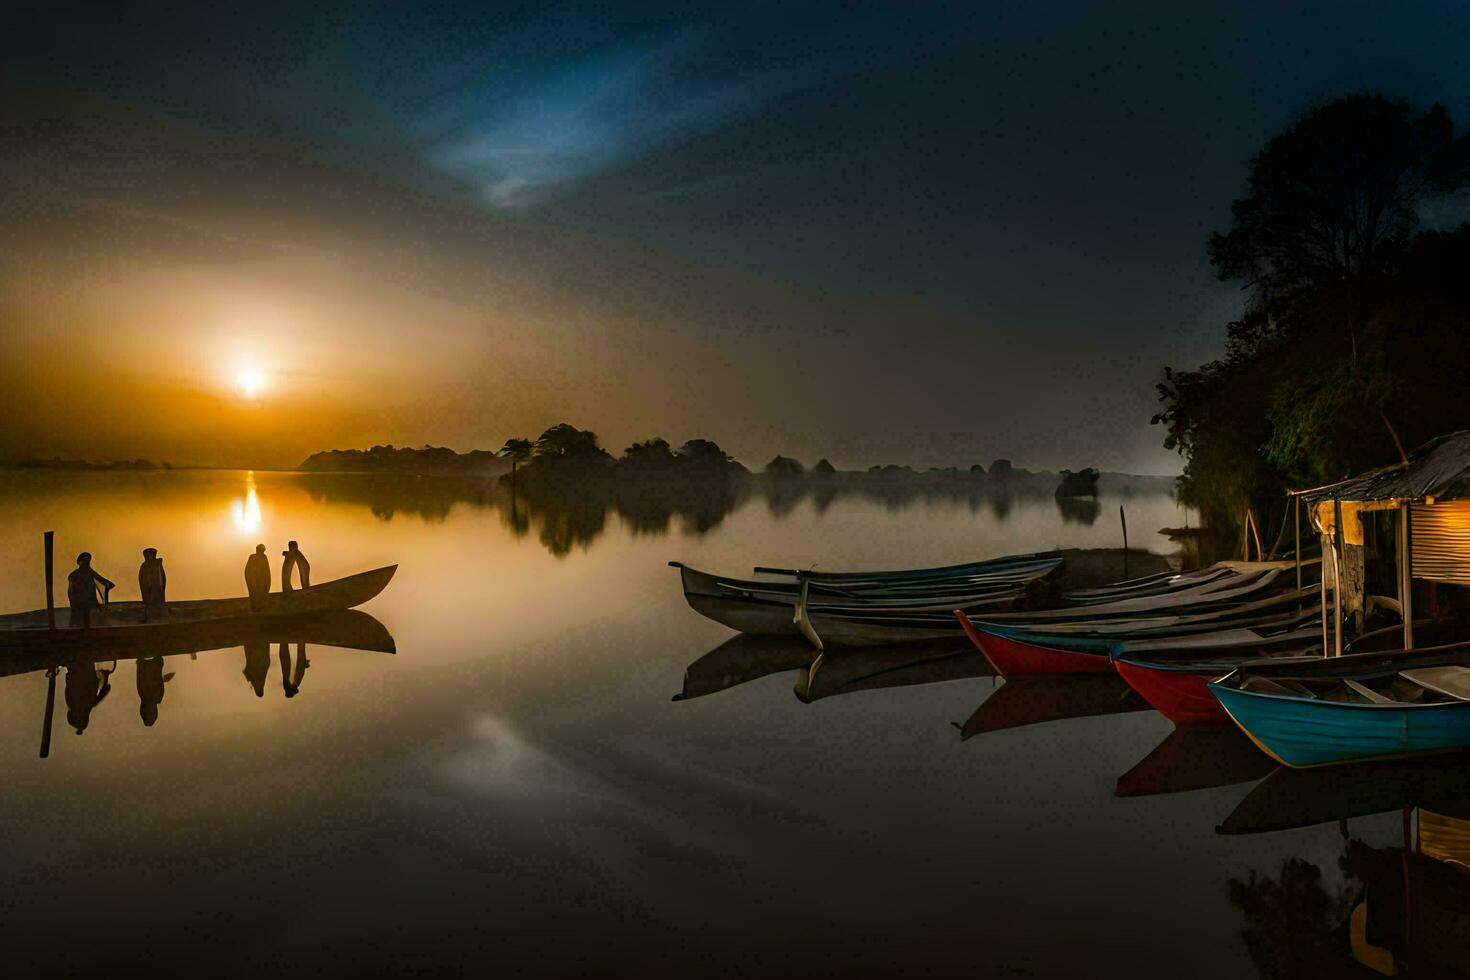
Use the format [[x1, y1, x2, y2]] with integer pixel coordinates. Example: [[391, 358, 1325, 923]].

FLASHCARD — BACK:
[[1402, 501, 1415, 649], [44, 530, 55, 629], [41, 530, 56, 759], [1333, 497, 1344, 657], [1247, 508, 1264, 562], [1119, 506, 1128, 579], [1294, 496, 1302, 594]]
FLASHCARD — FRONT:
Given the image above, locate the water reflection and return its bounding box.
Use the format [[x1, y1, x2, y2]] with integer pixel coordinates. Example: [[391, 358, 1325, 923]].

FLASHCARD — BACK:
[[1114, 725, 1274, 798], [1227, 801, 1470, 977], [957, 674, 1148, 737], [231, 469, 263, 534], [295, 471, 1164, 558], [12, 611, 394, 750]]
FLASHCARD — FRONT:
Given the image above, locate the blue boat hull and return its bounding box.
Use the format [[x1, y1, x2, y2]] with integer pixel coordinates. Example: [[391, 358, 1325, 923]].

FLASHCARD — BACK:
[[1211, 682, 1470, 768]]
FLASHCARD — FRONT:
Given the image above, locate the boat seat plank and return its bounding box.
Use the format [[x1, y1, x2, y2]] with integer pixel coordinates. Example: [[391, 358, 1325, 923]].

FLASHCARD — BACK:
[[1343, 678, 1395, 704], [1400, 667, 1470, 702]]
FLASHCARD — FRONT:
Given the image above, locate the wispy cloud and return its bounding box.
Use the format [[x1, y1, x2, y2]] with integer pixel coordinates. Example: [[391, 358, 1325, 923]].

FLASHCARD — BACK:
[[424, 28, 764, 209]]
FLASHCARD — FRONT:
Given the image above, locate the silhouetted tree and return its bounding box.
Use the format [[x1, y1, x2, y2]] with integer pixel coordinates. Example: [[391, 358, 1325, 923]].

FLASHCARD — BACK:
[[764, 456, 805, 478], [989, 459, 1013, 479], [812, 458, 836, 475], [1056, 468, 1100, 498], [534, 423, 603, 459], [500, 437, 534, 480], [621, 437, 677, 471], [1156, 92, 1470, 532]]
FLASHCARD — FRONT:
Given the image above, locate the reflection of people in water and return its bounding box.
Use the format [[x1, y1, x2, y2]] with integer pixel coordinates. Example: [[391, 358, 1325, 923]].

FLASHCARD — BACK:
[[243, 640, 270, 697], [245, 544, 271, 611], [278, 641, 310, 697], [138, 548, 167, 620], [65, 656, 114, 733], [67, 552, 116, 629], [136, 656, 171, 726], [281, 540, 311, 591]]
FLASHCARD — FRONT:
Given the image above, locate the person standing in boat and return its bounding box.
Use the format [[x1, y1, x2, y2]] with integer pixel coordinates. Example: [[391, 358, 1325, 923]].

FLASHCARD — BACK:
[[136, 655, 171, 726], [67, 552, 115, 629], [245, 544, 271, 611], [65, 655, 114, 734], [281, 540, 310, 591], [138, 547, 167, 621]]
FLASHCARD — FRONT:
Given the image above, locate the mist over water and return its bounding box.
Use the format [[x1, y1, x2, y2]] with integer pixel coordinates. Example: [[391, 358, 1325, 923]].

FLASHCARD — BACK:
[[0, 471, 1398, 976]]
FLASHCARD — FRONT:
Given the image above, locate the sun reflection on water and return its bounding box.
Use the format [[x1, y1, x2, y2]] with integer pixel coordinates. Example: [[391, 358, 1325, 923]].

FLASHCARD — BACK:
[[231, 471, 263, 535]]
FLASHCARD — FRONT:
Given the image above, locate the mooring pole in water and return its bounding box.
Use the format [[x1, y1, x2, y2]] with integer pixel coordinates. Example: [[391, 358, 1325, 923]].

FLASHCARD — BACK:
[[1119, 506, 1128, 578], [41, 530, 56, 758], [44, 530, 55, 629]]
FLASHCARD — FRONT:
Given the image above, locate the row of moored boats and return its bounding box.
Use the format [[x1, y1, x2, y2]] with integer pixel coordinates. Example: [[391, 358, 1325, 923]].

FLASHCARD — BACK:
[[673, 547, 1470, 769]]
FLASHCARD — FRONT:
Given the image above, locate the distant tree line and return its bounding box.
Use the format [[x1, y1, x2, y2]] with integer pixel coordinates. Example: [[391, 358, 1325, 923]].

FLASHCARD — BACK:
[[1155, 92, 1470, 536], [300, 423, 1103, 497]]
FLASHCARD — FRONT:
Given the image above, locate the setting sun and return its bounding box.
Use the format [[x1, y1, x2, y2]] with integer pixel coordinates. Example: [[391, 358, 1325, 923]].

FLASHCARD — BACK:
[[235, 367, 268, 399]]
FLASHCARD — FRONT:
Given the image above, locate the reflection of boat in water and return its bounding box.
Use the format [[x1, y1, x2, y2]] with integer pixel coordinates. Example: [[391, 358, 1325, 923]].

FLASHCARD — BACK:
[[0, 565, 397, 656], [1, 609, 397, 678], [794, 641, 985, 703], [1345, 805, 1470, 976], [1218, 751, 1470, 835], [672, 635, 818, 701], [1114, 724, 1273, 797], [957, 674, 1147, 738]]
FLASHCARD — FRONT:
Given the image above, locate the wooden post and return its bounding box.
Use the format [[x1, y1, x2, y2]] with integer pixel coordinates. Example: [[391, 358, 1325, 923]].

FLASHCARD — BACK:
[[1333, 497, 1344, 657], [1293, 496, 1302, 594], [1401, 501, 1415, 649], [44, 530, 55, 629], [1247, 508, 1264, 562], [1119, 506, 1128, 578], [41, 530, 57, 758]]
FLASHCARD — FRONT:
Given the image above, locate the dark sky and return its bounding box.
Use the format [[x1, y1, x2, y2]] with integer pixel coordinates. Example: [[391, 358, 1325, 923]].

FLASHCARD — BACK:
[[4, 2, 1470, 471]]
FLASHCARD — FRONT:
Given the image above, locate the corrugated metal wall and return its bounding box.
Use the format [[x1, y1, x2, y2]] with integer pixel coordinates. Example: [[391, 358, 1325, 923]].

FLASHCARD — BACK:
[[1412, 501, 1470, 584]]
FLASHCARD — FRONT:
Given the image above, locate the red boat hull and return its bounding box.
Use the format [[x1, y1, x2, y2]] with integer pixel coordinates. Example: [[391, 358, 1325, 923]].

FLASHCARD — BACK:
[[1114, 658, 1230, 725], [954, 613, 1113, 676]]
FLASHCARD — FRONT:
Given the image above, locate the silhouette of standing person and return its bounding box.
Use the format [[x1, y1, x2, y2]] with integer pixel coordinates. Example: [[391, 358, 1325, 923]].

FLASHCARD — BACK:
[[243, 639, 270, 697], [136, 655, 171, 726], [245, 544, 271, 611], [281, 540, 311, 591], [67, 552, 115, 629], [138, 548, 167, 621], [278, 641, 310, 697], [65, 655, 114, 733]]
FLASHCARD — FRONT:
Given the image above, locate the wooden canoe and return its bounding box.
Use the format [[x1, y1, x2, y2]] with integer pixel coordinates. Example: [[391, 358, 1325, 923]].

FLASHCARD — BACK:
[[0, 565, 397, 656], [1210, 641, 1470, 767]]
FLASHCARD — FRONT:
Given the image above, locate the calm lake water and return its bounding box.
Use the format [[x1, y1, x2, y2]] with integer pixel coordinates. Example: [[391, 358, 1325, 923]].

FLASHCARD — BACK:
[[0, 470, 1427, 977]]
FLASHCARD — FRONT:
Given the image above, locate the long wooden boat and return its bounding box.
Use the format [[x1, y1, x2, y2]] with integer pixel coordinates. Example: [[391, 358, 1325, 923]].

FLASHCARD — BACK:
[[0, 565, 397, 656], [1113, 620, 1449, 725], [752, 550, 1063, 584], [672, 562, 1046, 610], [1210, 640, 1470, 767], [956, 602, 1322, 678]]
